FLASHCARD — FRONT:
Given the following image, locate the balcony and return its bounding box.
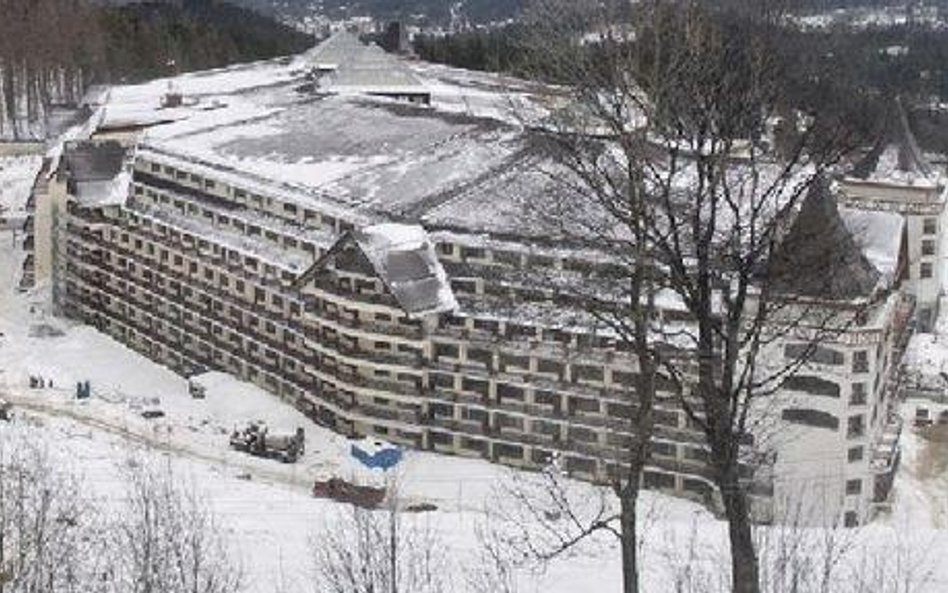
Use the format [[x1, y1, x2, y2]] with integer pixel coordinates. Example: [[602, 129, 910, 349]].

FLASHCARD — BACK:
[[870, 414, 902, 474]]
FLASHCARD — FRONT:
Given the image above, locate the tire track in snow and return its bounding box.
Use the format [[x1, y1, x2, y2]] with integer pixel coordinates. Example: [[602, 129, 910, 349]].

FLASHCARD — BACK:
[[0, 391, 319, 494]]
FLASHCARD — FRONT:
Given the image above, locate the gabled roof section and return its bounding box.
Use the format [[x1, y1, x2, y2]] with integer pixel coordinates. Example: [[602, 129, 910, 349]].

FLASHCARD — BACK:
[[62, 140, 125, 182], [354, 224, 458, 318], [849, 97, 937, 186], [62, 141, 131, 207], [839, 206, 904, 287], [771, 178, 881, 300]]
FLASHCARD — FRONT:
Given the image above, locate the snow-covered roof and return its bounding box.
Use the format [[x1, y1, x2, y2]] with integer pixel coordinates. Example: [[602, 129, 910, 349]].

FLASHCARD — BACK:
[[306, 31, 429, 96], [353, 223, 458, 317], [61, 141, 131, 207], [74, 171, 132, 208], [839, 206, 904, 284], [141, 97, 540, 232]]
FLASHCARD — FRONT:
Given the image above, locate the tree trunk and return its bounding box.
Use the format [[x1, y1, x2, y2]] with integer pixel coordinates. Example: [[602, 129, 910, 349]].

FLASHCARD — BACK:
[[720, 470, 759, 593], [619, 488, 639, 593]]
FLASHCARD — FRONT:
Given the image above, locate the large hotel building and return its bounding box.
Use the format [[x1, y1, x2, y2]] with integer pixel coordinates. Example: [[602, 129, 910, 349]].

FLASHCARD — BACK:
[[20, 33, 942, 527]]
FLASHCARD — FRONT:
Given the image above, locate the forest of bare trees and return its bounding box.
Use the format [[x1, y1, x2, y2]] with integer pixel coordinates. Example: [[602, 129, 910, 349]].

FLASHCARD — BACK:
[[0, 0, 102, 139], [0, 0, 310, 140]]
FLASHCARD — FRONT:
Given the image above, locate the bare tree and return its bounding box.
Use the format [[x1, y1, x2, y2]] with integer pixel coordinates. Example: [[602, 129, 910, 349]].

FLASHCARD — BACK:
[[656, 509, 934, 593], [108, 458, 243, 593], [510, 2, 867, 593], [0, 430, 109, 593], [310, 481, 448, 593], [466, 2, 688, 591]]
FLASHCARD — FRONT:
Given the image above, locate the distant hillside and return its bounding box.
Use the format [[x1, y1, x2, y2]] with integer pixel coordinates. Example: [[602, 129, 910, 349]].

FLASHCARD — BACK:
[[229, 0, 521, 28], [98, 0, 314, 82]]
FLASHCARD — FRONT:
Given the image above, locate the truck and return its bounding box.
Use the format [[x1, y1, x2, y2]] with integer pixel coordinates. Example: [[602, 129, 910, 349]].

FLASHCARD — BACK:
[[188, 380, 206, 399], [229, 422, 305, 463], [312, 477, 386, 509]]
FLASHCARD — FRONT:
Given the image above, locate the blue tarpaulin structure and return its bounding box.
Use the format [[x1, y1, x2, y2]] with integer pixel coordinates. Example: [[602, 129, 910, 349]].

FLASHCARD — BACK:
[[350, 439, 403, 470]]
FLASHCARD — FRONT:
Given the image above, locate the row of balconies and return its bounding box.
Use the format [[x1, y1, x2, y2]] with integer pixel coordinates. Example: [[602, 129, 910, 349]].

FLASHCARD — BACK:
[[64, 208, 722, 468], [67, 271, 730, 504]]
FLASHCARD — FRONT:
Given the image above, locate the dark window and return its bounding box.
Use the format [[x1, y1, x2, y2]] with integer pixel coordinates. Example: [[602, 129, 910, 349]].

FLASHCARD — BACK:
[[684, 447, 709, 462], [784, 343, 844, 366], [654, 409, 679, 428], [497, 383, 524, 401], [430, 372, 454, 389], [494, 251, 521, 266], [468, 347, 493, 367], [784, 375, 840, 398], [494, 443, 524, 459], [683, 479, 712, 500], [848, 446, 864, 462], [565, 456, 596, 474], [500, 353, 530, 371], [924, 218, 937, 235], [853, 351, 869, 374], [496, 414, 524, 430], [921, 262, 933, 279], [568, 426, 597, 443], [537, 359, 563, 376], [460, 246, 485, 260], [781, 408, 839, 430], [846, 479, 862, 495], [473, 318, 499, 333], [844, 511, 859, 527], [434, 343, 459, 360], [532, 419, 560, 436], [574, 365, 604, 383], [461, 408, 487, 422], [569, 397, 599, 414], [847, 415, 865, 439], [535, 390, 558, 406], [462, 378, 489, 396], [451, 279, 477, 294], [460, 437, 487, 453], [613, 371, 638, 387], [644, 471, 675, 489], [922, 239, 936, 256], [850, 383, 866, 406], [606, 402, 632, 418]]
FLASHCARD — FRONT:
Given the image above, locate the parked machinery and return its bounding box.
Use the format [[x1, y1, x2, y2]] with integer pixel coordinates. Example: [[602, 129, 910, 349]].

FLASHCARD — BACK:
[[229, 422, 304, 463]]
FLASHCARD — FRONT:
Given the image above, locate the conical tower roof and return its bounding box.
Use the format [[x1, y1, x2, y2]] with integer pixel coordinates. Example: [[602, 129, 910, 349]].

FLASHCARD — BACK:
[[771, 178, 880, 300], [850, 97, 934, 183]]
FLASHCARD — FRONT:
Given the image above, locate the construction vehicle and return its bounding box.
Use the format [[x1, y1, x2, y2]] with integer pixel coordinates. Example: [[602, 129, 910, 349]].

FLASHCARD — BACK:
[[312, 477, 386, 509], [188, 380, 206, 399], [229, 422, 304, 463]]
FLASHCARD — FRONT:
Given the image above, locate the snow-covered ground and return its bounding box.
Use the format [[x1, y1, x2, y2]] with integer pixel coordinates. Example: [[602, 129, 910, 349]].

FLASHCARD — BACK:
[[0, 154, 42, 221], [4, 98, 948, 591]]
